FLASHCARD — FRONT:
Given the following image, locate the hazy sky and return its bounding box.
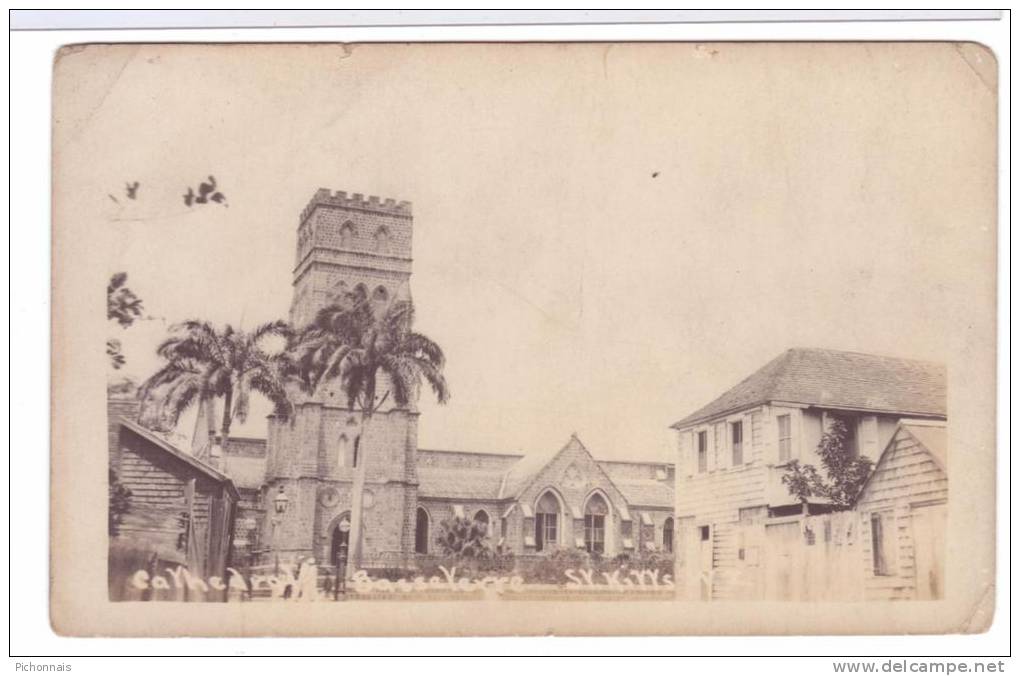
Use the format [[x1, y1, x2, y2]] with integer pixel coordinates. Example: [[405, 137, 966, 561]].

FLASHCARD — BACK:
[[60, 42, 995, 462]]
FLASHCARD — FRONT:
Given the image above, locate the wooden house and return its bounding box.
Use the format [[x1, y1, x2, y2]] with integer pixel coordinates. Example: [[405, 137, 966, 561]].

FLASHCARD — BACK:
[[108, 399, 239, 600], [855, 420, 947, 600], [671, 348, 946, 600]]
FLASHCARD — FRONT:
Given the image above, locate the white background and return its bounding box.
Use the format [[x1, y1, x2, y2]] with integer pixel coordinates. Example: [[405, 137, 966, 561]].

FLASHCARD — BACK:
[[7, 9, 1013, 666]]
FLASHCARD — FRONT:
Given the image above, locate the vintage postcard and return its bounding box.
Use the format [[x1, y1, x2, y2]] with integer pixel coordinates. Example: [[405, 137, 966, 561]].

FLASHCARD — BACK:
[[50, 41, 997, 636]]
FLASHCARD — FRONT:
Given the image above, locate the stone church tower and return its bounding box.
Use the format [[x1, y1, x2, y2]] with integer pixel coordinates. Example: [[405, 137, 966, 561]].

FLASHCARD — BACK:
[[262, 189, 421, 569]]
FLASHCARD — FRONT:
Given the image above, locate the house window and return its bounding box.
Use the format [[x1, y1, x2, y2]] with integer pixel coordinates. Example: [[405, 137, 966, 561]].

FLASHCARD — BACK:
[[777, 414, 792, 462], [697, 431, 708, 473], [414, 507, 429, 554], [663, 517, 674, 554], [714, 421, 726, 468], [699, 525, 711, 542], [583, 493, 608, 554], [535, 491, 559, 552], [830, 413, 859, 457], [731, 420, 744, 465], [871, 512, 895, 576]]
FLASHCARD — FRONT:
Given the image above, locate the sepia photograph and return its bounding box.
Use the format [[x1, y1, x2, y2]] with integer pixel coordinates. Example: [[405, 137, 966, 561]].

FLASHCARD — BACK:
[[47, 39, 997, 637]]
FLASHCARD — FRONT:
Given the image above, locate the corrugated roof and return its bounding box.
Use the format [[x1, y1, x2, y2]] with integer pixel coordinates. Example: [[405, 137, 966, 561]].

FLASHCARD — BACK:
[[416, 467, 508, 500], [416, 449, 520, 499], [672, 348, 946, 428], [416, 442, 676, 507]]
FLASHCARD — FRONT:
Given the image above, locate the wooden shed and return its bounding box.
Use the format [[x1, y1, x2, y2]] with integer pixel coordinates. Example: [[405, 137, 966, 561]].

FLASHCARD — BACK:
[[855, 420, 947, 600], [109, 415, 240, 600]]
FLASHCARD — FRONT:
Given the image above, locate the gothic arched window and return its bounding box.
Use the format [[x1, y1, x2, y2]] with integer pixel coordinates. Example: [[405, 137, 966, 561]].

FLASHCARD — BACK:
[[374, 226, 391, 253], [663, 516, 675, 554], [337, 433, 350, 468], [340, 221, 356, 248], [534, 491, 560, 552], [328, 279, 348, 305], [584, 493, 608, 554], [415, 507, 430, 555]]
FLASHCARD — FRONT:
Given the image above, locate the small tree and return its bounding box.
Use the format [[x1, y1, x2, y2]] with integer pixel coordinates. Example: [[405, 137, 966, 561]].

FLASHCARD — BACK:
[[781, 417, 874, 510], [435, 516, 491, 558]]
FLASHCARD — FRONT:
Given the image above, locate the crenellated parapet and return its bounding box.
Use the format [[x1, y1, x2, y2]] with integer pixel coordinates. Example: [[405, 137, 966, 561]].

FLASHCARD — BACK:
[[300, 188, 412, 225]]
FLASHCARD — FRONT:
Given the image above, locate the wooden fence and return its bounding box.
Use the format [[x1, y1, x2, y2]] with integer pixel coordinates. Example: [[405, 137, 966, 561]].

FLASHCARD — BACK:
[[685, 511, 866, 602]]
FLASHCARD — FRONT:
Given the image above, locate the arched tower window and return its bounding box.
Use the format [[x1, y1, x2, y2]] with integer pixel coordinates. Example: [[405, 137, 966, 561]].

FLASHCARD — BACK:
[[374, 226, 391, 253], [584, 493, 609, 554], [663, 516, 675, 554], [328, 279, 349, 306], [415, 507, 430, 554], [535, 491, 560, 552], [340, 221, 356, 249]]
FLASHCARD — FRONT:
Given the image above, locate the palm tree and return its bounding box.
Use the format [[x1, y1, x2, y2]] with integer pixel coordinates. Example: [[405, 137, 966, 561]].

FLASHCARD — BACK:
[[140, 320, 294, 461], [291, 289, 450, 570]]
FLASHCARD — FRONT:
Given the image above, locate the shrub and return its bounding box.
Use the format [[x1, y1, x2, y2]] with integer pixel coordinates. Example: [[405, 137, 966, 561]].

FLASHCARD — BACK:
[[434, 516, 492, 558], [782, 416, 874, 509]]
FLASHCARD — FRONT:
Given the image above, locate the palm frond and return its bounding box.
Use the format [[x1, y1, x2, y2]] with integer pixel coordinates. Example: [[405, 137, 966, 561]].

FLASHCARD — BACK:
[[250, 319, 292, 346], [141, 317, 296, 434], [411, 357, 450, 404], [402, 332, 446, 368]]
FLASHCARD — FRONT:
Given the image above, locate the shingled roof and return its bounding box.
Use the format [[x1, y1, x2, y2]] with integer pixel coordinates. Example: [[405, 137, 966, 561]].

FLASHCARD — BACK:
[[671, 348, 946, 429]]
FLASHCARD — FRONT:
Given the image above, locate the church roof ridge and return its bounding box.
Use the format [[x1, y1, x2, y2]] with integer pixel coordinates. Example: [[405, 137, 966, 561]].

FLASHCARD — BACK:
[[418, 448, 525, 459]]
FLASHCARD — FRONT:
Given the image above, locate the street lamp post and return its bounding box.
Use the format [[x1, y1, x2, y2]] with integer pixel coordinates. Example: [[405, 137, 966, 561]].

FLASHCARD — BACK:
[[334, 517, 351, 601], [270, 485, 289, 575]]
